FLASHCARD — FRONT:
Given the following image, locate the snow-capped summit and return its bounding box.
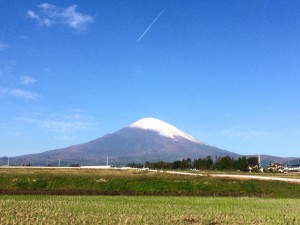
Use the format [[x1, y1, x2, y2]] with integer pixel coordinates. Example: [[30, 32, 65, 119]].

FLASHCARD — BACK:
[[129, 117, 203, 144]]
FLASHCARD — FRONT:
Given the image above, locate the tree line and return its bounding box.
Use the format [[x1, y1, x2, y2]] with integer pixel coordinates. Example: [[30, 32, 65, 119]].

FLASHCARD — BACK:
[[127, 156, 259, 171]]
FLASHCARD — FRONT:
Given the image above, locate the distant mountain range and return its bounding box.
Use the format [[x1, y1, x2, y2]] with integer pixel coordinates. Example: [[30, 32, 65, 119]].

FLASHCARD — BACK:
[[0, 118, 298, 166], [252, 155, 298, 168]]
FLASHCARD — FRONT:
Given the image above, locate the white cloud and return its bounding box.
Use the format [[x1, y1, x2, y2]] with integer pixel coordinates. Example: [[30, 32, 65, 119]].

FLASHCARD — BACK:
[[0, 87, 39, 100], [20, 76, 37, 85], [0, 42, 9, 51], [27, 10, 39, 20], [27, 3, 94, 31], [40, 3, 56, 10], [62, 5, 94, 30]]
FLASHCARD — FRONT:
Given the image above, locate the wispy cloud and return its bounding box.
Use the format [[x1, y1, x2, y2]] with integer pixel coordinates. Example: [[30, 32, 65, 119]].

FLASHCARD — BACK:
[[20, 117, 92, 132], [137, 8, 166, 42], [0, 41, 9, 51], [20, 76, 37, 85], [0, 87, 39, 100], [18, 111, 93, 133], [27, 3, 94, 31], [221, 127, 270, 140]]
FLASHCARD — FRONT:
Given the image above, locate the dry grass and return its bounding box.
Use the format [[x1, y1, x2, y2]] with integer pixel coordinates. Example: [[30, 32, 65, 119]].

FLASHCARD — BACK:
[[0, 195, 299, 224]]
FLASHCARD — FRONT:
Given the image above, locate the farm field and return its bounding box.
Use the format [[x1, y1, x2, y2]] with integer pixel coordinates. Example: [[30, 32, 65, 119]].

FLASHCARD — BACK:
[[1, 195, 300, 224], [1, 168, 300, 197]]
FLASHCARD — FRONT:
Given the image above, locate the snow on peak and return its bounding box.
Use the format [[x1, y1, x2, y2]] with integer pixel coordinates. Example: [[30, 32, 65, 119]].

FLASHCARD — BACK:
[[129, 118, 203, 144]]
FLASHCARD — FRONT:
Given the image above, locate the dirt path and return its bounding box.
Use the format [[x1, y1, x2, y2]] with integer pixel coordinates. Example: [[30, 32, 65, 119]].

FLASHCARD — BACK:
[[165, 171, 300, 184], [209, 174, 300, 183]]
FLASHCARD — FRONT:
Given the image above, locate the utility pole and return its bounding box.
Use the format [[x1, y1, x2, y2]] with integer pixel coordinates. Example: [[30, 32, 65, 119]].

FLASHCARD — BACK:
[[106, 156, 108, 166], [7, 157, 9, 166], [58, 155, 61, 167]]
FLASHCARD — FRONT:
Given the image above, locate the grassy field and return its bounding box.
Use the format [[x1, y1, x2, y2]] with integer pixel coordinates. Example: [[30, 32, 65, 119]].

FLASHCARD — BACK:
[[1, 168, 300, 224], [1, 168, 300, 197], [0, 195, 299, 224]]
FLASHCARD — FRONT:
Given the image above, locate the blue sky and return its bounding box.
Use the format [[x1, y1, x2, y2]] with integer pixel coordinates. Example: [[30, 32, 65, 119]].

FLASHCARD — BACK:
[[0, 0, 300, 157]]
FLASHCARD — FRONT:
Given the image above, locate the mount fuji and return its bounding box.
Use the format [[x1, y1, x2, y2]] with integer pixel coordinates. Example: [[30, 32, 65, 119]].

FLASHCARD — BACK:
[[2, 118, 240, 166]]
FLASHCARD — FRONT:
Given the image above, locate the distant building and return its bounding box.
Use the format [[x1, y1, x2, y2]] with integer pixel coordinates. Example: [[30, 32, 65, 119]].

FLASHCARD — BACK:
[[268, 162, 285, 173], [247, 165, 263, 173], [247, 155, 263, 173], [80, 165, 113, 169], [285, 164, 300, 173]]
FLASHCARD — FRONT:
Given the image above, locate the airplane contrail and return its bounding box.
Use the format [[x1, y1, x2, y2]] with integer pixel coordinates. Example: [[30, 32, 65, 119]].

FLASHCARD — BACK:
[[137, 8, 166, 42]]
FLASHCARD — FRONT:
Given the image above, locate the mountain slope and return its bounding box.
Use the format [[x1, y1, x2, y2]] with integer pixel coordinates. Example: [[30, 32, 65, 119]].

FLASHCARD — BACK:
[[0, 118, 239, 165]]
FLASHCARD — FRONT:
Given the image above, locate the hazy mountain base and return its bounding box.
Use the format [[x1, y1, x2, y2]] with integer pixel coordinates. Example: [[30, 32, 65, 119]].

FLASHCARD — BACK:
[[0, 154, 298, 168]]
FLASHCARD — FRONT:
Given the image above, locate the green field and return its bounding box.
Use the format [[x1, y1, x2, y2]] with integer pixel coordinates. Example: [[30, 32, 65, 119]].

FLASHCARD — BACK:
[[0, 195, 299, 224]]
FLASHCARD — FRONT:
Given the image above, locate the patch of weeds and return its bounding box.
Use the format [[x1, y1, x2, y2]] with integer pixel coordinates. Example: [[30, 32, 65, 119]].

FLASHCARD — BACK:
[[16, 178, 47, 190]]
